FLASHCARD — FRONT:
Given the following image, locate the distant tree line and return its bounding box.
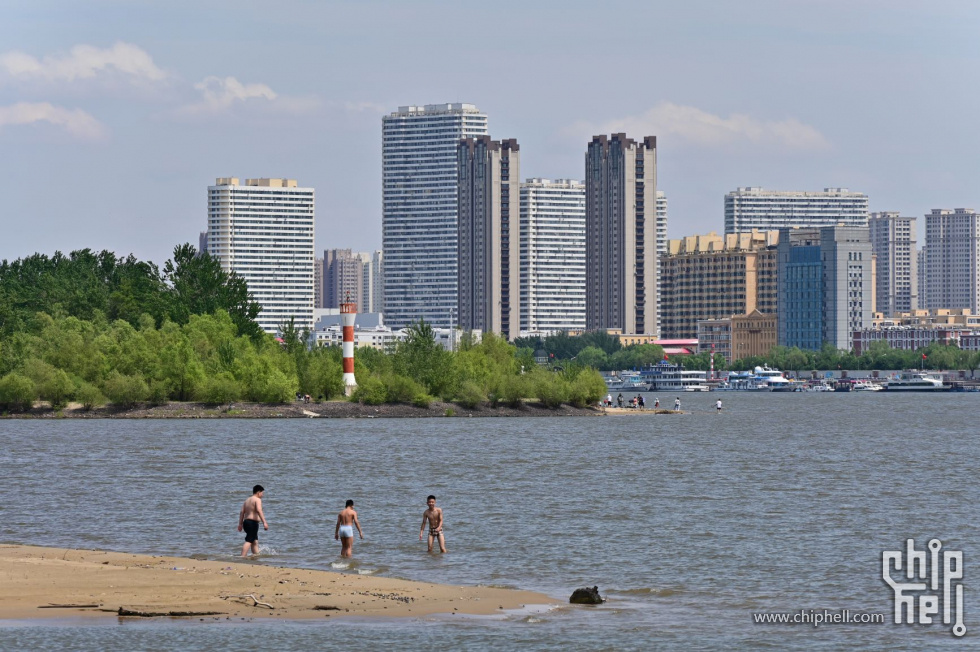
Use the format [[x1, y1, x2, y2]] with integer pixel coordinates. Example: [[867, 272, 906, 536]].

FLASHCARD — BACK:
[[728, 342, 980, 376], [515, 331, 980, 376]]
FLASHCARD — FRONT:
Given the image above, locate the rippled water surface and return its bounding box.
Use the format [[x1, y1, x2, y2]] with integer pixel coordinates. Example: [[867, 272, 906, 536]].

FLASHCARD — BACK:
[[1, 392, 976, 650]]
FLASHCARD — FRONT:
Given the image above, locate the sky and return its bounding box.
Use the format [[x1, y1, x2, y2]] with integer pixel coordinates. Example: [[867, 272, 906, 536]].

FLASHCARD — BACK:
[[1, 0, 978, 267]]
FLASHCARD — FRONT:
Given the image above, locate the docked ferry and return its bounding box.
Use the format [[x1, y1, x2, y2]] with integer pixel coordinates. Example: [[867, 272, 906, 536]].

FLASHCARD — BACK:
[[641, 359, 708, 392], [885, 371, 950, 391], [753, 365, 796, 392]]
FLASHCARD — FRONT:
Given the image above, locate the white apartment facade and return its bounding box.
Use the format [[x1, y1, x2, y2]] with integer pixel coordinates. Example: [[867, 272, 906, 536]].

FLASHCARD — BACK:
[[869, 211, 917, 315], [519, 178, 587, 333], [206, 177, 315, 334], [382, 103, 488, 329], [725, 187, 869, 234], [925, 208, 980, 312]]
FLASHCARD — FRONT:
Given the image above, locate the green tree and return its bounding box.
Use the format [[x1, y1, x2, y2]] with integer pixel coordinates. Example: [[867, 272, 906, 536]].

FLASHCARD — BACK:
[[0, 372, 36, 411], [163, 244, 261, 339]]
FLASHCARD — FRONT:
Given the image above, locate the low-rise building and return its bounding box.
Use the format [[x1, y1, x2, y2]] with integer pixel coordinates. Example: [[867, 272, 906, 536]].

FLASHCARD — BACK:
[[852, 326, 975, 355], [697, 310, 776, 362]]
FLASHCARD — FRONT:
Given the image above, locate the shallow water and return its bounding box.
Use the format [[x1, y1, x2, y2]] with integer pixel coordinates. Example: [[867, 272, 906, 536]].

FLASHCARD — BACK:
[[1, 392, 976, 650]]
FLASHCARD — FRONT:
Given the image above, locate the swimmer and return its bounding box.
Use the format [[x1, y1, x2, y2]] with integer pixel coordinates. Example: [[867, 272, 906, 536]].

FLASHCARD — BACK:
[[419, 495, 447, 553], [237, 484, 268, 557], [335, 499, 364, 557]]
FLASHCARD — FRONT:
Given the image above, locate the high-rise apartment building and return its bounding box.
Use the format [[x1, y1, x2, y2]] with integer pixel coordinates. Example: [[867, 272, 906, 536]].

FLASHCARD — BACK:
[[869, 211, 917, 315], [314, 257, 324, 308], [206, 178, 315, 334], [655, 190, 668, 333], [457, 137, 520, 339], [725, 187, 869, 234], [519, 178, 587, 333], [361, 250, 382, 313], [585, 134, 658, 335], [323, 249, 372, 309], [917, 247, 928, 309], [382, 103, 488, 329], [661, 230, 779, 339], [924, 208, 980, 312], [777, 226, 872, 350]]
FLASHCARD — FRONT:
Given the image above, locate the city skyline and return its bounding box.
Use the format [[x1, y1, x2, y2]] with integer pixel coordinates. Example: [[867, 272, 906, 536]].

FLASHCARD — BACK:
[[2, 2, 978, 266]]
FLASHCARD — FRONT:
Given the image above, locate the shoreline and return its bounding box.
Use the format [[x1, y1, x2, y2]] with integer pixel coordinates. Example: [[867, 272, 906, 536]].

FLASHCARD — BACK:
[[0, 545, 554, 621], [1, 400, 606, 419]]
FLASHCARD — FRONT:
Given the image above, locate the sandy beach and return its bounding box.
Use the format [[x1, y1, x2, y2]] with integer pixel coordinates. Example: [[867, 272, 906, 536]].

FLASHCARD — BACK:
[[0, 545, 553, 621]]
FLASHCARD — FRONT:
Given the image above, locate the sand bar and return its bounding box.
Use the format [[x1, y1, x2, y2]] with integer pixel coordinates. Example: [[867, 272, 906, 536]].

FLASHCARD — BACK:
[[0, 545, 553, 620]]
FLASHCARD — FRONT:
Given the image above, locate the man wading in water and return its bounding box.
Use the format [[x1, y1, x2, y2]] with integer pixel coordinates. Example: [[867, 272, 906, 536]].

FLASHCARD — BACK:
[[419, 495, 447, 553], [237, 484, 269, 557], [335, 499, 364, 557]]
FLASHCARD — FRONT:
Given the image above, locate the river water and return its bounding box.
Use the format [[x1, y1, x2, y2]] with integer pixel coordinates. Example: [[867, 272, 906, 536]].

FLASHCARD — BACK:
[[1, 392, 976, 650]]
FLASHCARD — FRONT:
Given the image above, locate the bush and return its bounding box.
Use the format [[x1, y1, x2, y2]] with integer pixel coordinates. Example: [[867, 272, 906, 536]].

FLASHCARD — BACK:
[[385, 374, 425, 404], [351, 375, 387, 405], [534, 372, 569, 409], [412, 393, 434, 408], [147, 379, 170, 405], [39, 368, 74, 409], [568, 369, 608, 408], [198, 372, 241, 404], [75, 382, 106, 410], [102, 371, 149, 407], [250, 368, 296, 404], [455, 380, 486, 409], [0, 373, 36, 411], [500, 374, 530, 408]]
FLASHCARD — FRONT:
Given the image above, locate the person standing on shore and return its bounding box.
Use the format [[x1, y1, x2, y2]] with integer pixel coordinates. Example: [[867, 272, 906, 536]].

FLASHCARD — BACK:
[[716, 398, 723, 412], [674, 397, 681, 411], [419, 495, 447, 553], [335, 499, 364, 557], [237, 485, 268, 558]]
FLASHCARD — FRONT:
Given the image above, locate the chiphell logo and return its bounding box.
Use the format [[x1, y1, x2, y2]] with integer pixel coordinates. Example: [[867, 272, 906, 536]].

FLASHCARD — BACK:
[[883, 538, 965, 637]]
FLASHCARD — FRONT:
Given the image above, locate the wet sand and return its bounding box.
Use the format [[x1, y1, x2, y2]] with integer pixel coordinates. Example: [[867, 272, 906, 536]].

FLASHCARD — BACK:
[[0, 545, 553, 620]]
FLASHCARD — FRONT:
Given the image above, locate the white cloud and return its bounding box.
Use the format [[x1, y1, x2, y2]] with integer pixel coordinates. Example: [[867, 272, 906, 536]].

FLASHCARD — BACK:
[[177, 76, 318, 116], [570, 102, 830, 151], [0, 102, 107, 139], [0, 42, 167, 83], [193, 76, 276, 110]]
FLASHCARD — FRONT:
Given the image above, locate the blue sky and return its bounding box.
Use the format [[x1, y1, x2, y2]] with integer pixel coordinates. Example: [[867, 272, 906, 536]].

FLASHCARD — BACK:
[[1, 0, 978, 265]]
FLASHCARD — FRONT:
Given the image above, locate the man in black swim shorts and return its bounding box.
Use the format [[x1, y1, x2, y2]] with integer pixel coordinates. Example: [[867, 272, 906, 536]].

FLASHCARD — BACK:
[[237, 484, 268, 557]]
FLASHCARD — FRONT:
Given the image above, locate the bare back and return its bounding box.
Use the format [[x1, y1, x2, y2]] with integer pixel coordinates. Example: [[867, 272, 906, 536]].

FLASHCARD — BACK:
[[242, 495, 262, 521], [337, 507, 356, 526]]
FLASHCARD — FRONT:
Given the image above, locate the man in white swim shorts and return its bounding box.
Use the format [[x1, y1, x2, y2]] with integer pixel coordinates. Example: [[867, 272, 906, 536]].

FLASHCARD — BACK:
[[335, 499, 364, 557]]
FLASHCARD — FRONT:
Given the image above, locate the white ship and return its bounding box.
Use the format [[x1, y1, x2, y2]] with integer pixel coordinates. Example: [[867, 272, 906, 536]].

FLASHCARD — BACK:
[[754, 366, 795, 392], [853, 380, 883, 392], [641, 360, 708, 392], [885, 371, 950, 391]]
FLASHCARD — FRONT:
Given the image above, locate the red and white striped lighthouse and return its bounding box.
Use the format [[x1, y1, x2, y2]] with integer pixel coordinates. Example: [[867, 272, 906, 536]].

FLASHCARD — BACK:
[[340, 293, 357, 395]]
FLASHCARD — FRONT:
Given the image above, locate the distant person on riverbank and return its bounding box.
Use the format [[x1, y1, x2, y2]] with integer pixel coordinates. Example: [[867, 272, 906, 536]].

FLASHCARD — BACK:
[[716, 399, 722, 412], [335, 499, 364, 557], [617, 393, 623, 407], [237, 485, 268, 557], [674, 397, 681, 411], [638, 395, 645, 409], [605, 393, 612, 407], [654, 398, 659, 409], [419, 495, 447, 553]]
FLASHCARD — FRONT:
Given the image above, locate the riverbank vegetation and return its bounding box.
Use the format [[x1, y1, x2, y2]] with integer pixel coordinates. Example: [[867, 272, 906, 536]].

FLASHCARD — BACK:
[[0, 247, 607, 412]]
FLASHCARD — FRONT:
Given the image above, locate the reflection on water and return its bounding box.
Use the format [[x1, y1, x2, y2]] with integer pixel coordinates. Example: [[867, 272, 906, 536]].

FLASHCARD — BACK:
[[1, 392, 977, 650]]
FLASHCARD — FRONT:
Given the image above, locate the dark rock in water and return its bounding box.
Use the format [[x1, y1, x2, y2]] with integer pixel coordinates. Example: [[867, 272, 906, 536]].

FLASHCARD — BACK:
[[569, 586, 604, 604]]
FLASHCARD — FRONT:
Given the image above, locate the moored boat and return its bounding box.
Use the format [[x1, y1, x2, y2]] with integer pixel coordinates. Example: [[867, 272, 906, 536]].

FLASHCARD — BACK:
[[885, 371, 950, 391]]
